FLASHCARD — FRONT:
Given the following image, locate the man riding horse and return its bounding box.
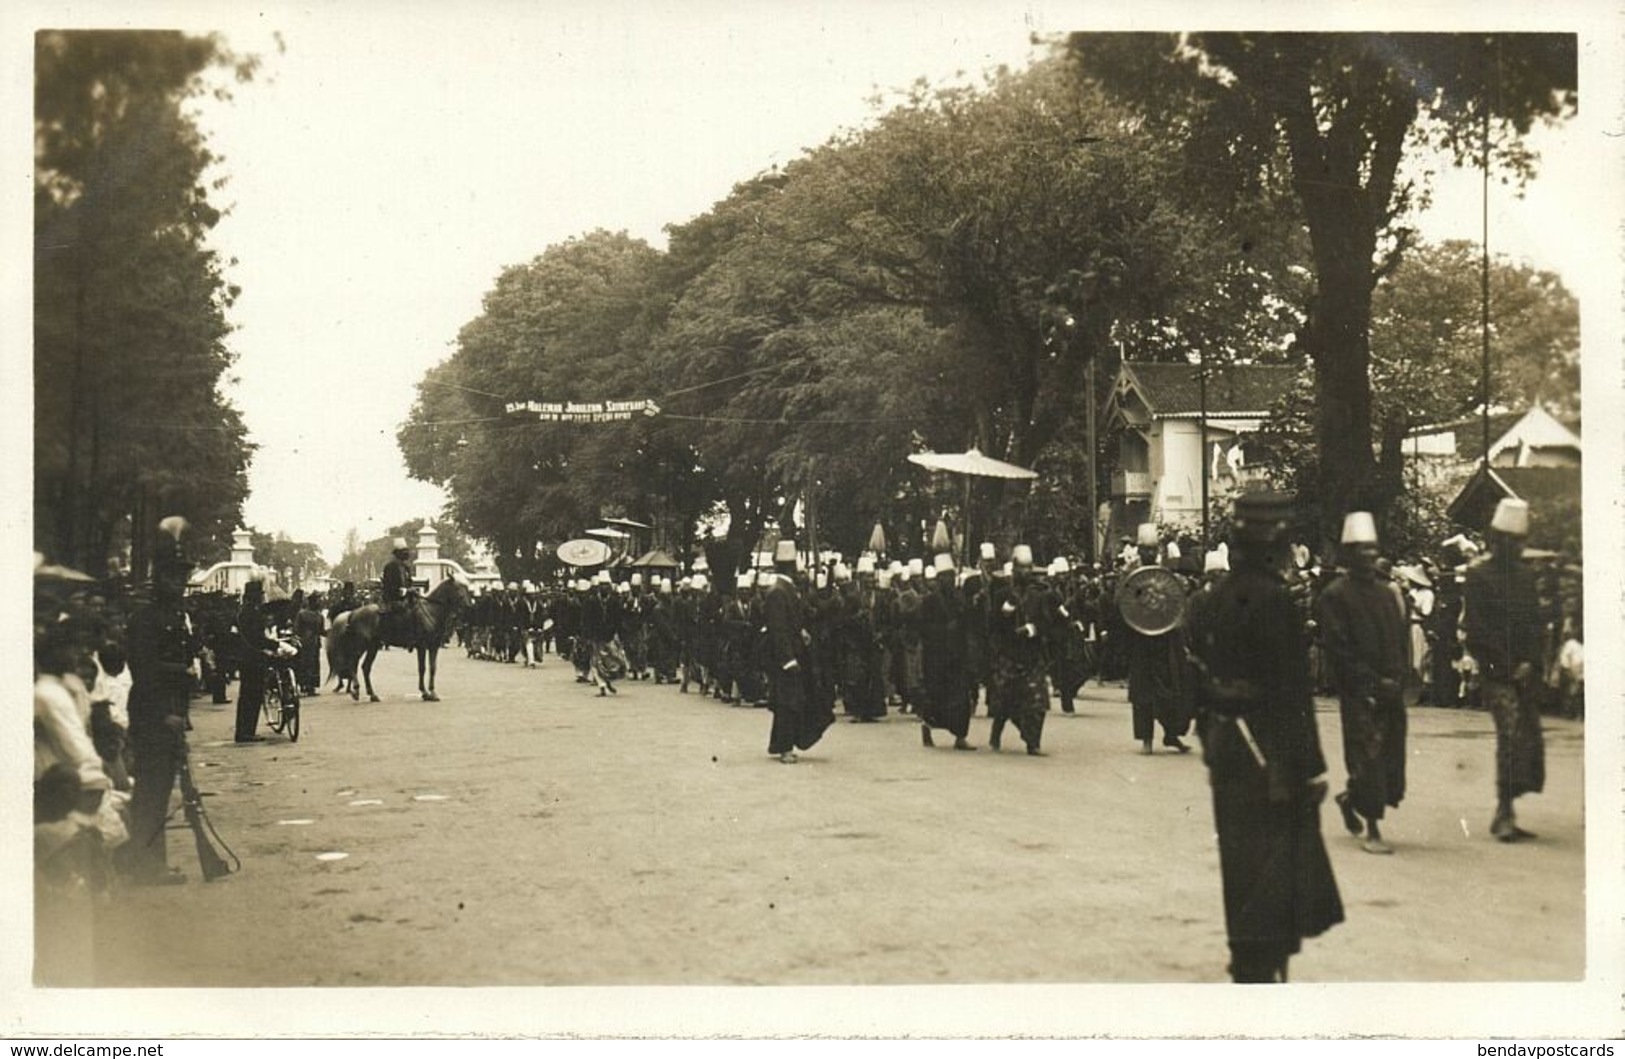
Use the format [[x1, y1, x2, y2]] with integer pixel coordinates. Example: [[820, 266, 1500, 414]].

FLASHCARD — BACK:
[[380, 537, 417, 646]]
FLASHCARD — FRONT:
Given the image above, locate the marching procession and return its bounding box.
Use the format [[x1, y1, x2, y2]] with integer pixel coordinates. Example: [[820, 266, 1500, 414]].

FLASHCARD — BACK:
[[27, 26, 1605, 1035], [33, 479, 1584, 987]]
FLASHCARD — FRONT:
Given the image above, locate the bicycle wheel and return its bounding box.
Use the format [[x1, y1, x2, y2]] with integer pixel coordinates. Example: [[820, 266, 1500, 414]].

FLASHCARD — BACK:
[[262, 671, 284, 732], [282, 671, 301, 742]]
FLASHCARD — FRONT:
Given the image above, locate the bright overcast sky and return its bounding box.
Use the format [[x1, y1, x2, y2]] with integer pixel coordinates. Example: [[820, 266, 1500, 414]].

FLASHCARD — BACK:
[[13, 2, 1622, 563]]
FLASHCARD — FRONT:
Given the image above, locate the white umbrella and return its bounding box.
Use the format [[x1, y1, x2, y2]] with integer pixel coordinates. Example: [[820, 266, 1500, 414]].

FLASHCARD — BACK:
[[557, 539, 612, 567], [906, 447, 1037, 480], [586, 527, 631, 540]]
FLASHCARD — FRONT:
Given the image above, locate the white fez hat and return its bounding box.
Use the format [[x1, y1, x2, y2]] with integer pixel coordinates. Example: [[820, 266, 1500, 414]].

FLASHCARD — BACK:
[[774, 540, 798, 563], [616, 582, 630, 594], [1012, 544, 1034, 567], [933, 553, 955, 573], [834, 563, 852, 582], [1491, 498, 1530, 536], [1136, 524, 1159, 547], [979, 542, 997, 561], [856, 556, 876, 575], [691, 573, 708, 590], [815, 572, 828, 589], [1052, 556, 1070, 574], [923, 565, 938, 580], [594, 571, 610, 585], [1204, 550, 1229, 574], [1165, 542, 1181, 560], [1341, 511, 1379, 545], [630, 573, 643, 586], [907, 557, 925, 575], [738, 572, 755, 590], [393, 537, 410, 551]]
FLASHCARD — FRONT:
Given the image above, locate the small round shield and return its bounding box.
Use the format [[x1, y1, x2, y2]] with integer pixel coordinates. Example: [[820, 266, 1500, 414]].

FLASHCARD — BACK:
[[1116, 564, 1188, 636]]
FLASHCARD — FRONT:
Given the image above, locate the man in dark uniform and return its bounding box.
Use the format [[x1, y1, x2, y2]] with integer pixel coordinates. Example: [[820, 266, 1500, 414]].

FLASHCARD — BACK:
[[1318, 512, 1410, 855], [1187, 491, 1344, 982], [1126, 525, 1195, 754], [232, 580, 272, 744], [120, 517, 201, 884], [379, 538, 415, 644], [919, 553, 975, 749], [986, 545, 1057, 755], [1463, 498, 1545, 842], [763, 540, 833, 763]]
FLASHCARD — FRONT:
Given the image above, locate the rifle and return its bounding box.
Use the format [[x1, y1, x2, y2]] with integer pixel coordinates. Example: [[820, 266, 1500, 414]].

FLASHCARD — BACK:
[[171, 730, 239, 881]]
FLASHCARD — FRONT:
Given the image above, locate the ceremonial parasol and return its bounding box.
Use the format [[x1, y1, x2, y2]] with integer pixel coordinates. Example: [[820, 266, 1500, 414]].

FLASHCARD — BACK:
[[866, 522, 887, 556], [604, 517, 652, 531], [557, 539, 612, 567], [906, 447, 1038, 480], [907, 448, 1037, 564], [586, 527, 631, 540]]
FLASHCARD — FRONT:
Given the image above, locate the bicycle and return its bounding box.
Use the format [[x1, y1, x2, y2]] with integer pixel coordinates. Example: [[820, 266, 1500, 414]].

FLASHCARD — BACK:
[[260, 634, 302, 742]]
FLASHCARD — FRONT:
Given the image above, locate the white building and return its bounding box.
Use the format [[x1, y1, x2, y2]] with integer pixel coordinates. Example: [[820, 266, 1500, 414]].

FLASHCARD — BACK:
[[1102, 361, 1297, 541]]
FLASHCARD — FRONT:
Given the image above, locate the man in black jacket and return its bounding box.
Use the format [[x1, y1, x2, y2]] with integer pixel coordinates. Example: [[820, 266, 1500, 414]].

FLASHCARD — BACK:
[[1187, 491, 1344, 982], [121, 518, 201, 883], [762, 541, 833, 763]]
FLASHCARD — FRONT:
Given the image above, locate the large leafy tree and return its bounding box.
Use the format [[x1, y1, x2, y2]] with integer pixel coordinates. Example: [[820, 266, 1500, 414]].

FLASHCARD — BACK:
[[1250, 241, 1579, 549], [653, 55, 1294, 559], [35, 30, 260, 576], [1072, 32, 1577, 540], [399, 230, 673, 578]]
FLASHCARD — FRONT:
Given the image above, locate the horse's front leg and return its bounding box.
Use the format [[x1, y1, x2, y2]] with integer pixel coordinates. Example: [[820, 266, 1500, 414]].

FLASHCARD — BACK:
[[422, 648, 440, 702], [363, 647, 380, 702]]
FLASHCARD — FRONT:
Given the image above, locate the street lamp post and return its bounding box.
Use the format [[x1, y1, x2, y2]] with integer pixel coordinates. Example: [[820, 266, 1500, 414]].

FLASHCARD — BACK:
[[1198, 355, 1209, 553]]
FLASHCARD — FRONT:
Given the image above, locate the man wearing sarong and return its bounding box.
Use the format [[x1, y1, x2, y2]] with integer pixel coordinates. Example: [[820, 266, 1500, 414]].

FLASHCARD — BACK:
[[1125, 525, 1194, 755], [1187, 490, 1344, 983], [986, 545, 1054, 755], [919, 553, 975, 750], [580, 574, 624, 695], [836, 561, 886, 722], [1317, 512, 1409, 855], [763, 540, 834, 763], [1462, 498, 1545, 842], [648, 578, 679, 684]]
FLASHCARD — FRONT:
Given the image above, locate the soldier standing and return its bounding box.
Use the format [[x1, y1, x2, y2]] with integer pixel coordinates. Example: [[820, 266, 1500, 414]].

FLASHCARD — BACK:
[[1318, 512, 1410, 855], [1462, 499, 1545, 841], [121, 518, 200, 883], [1187, 491, 1343, 982]]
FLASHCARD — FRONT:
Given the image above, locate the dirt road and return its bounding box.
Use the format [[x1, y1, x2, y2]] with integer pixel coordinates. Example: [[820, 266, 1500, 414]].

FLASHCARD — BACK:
[[64, 644, 1597, 1032]]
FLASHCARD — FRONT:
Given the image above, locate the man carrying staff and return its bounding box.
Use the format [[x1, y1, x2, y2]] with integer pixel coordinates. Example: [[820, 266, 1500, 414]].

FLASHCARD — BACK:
[[1462, 498, 1545, 842], [1317, 512, 1409, 855], [1187, 491, 1343, 983], [762, 540, 833, 763]]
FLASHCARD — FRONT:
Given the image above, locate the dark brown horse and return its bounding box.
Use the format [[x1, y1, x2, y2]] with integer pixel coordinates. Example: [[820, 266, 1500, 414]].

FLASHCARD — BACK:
[[326, 578, 471, 702]]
